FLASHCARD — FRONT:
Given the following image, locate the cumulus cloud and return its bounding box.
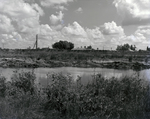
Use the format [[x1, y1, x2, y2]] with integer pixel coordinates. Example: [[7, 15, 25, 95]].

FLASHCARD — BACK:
[[0, 14, 15, 33], [24, 0, 35, 4], [62, 22, 87, 37], [113, 0, 150, 26], [54, 5, 68, 11], [113, 31, 149, 50], [135, 28, 150, 36], [50, 11, 64, 24], [0, 0, 43, 20], [101, 21, 124, 35], [0, 0, 44, 34], [0, 32, 28, 49], [32, 3, 44, 16], [86, 27, 104, 41], [62, 21, 105, 48], [41, 0, 73, 7], [75, 7, 83, 13], [0, 0, 46, 48]]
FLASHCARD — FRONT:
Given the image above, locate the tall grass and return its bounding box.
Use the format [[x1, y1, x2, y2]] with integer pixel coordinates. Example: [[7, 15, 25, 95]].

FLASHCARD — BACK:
[[0, 71, 149, 119]]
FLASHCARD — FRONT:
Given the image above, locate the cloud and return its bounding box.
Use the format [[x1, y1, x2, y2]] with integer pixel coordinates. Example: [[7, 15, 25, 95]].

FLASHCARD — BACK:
[[54, 5, 68, 11], [101, 21, 124, 35], [113, 31, 149, 50], [0, 0, 46, 48], [86, 27, 104, 41], [75, 7, 83, 13], [41, 0, 73, 7], [24, 0, 35, 4], [62, 21, 105, 48], [0, 0, 43, 34], [0, 32, 28, 49], [113, 0, 150, 26], [50, 11, 64, 24], [32, 3, 44, 16], [62, 21, 87, 37], [135, 27, 150, 36], [0, 0, 43, 20], [0, 14, 15, 33]]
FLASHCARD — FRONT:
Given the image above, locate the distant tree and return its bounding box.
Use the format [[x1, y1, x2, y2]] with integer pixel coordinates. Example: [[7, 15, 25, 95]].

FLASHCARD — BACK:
[[130, 45, 133, 50], [147, 46, 150, 51], [87, 45, 92, 49], [116, 44, 136, 51], [52, 41, 74, 50]]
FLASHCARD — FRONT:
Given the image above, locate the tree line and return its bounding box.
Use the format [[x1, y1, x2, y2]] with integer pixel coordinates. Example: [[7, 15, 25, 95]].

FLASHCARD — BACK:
[[52, 40, 150, 51]]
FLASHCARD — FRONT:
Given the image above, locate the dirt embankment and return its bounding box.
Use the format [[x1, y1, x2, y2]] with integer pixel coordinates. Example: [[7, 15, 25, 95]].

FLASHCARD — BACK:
[[0, 58, 150, 70]]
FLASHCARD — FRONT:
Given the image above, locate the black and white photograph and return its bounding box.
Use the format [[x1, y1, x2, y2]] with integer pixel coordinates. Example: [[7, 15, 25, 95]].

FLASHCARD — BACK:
[[0, 0, 150, 119]]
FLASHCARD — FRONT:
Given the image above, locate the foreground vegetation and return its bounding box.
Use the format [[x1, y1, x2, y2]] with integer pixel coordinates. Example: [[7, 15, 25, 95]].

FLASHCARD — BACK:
[[0, 71, 150, 119]]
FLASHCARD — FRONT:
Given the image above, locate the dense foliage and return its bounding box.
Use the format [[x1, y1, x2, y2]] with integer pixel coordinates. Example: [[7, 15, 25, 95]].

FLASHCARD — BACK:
[[116, 44, 136, 51], [52, 41, 74, 50], [0, 71, 150, 119]]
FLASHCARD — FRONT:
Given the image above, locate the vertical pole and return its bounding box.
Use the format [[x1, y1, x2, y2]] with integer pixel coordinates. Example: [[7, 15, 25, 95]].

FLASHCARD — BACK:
[[2, 43, 4, 49], [36, 34, 38, 49]]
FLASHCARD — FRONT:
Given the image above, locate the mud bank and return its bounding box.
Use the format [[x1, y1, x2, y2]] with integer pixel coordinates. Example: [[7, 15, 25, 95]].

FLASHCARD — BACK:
[[0, 58, 150, 70]]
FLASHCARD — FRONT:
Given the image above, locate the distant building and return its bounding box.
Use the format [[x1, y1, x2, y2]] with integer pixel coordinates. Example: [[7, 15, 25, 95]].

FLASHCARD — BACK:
[[72, 47, 87, 50]]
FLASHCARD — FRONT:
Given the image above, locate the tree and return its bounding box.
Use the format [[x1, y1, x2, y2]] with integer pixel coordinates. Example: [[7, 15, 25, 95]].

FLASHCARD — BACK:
[[116, 44, 136, 51], [147, 46, 150, 51], [87, 45, 92, 49], [52, 41, 74, 50]]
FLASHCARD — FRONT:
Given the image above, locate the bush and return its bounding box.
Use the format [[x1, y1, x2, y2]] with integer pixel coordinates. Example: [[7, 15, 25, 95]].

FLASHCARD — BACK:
[[10, 71, 36, 95], [0, 71, 149, 119], [43, 73, 149, 119], [0, 76, 6, 97], [128, 56, 133, 62]]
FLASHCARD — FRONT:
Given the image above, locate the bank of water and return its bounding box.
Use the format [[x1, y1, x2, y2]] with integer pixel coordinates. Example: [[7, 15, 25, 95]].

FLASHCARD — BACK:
[[0, 67, 150, 86]]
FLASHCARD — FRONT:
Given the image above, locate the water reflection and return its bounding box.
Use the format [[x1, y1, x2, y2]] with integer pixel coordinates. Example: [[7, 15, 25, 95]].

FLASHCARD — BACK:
[[0, 67, 150, 86]]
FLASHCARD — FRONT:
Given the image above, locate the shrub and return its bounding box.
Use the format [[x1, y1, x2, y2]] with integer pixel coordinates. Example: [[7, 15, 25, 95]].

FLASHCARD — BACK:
[[43, 73, 149, 119], [0, 76, 6, 97], [10, 71, 36, 95], [0, 71, 149, 119]]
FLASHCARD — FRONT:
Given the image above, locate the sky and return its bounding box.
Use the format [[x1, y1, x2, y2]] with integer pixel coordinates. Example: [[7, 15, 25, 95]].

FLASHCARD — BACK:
[[0, 0, 150, 50]]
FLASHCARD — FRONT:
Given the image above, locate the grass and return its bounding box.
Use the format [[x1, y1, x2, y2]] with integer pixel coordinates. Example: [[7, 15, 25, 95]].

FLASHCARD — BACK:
[[1, 49, 150, 62], [0, 71, 150, 119]]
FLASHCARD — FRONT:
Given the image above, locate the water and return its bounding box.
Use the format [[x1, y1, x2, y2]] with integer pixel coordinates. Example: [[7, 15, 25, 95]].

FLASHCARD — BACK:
[[0, 67, 150, 86]]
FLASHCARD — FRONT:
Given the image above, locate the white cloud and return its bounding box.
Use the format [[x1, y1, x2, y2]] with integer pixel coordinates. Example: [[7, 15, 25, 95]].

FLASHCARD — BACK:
[[86, 27, 104, 41], [114, 31, 149, 50], [32, 3, 44, 16], [24, 0, 35, 4], [62, 21, 87, 37], [41, 0, 73, 7], [62, 21, 105, 48], [0, 0, 44, 34], [0, 0, 43, 20], [54, 5, 68, 11], [0, 0, 46, 48], [50, 11, 64, 24], [113, 0, 150, 25], [75, 7, 83, 13], [101, 21, 124, 35], [135, 28, 150, 35], [0, 14, 15, 33]]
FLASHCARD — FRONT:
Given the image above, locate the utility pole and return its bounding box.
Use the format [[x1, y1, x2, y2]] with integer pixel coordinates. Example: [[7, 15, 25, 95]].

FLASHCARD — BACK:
[[2, 43, 4, 49], [33, 34, 38, 49], [36, 34, 38, 49]]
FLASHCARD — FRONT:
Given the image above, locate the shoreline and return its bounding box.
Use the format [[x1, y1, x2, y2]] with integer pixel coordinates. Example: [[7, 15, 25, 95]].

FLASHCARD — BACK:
[[0, 58, 150, 71]]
